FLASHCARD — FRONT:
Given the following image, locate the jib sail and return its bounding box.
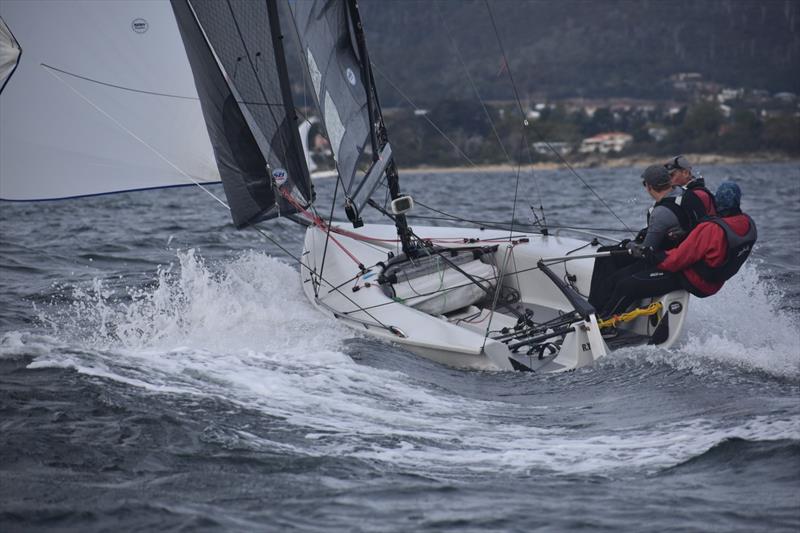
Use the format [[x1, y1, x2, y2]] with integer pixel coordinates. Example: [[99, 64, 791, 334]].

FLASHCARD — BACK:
[[171, 0, 313, 229], [290, 0, 389, 212]]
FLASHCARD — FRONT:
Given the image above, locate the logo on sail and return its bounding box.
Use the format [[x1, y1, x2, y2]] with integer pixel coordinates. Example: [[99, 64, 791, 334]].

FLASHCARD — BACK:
[[345, 68, 357, 86], [131, 18, 149, 34], [272, 168, 288, 187]]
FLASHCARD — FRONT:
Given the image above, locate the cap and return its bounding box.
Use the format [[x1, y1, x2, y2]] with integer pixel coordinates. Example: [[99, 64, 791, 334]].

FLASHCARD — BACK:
[[665, 155, 692, 172], [715, 181, 741, 212], [641, 165, 671, 189]]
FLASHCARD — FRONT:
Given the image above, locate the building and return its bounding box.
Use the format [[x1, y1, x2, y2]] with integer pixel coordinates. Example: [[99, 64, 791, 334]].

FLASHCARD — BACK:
[[532, 141, 572, 157], [579, 132, 633, 154]]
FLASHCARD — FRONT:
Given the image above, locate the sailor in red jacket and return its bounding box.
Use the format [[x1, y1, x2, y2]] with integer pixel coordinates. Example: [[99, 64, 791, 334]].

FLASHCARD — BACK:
[[598, 181, 756, 318], [652, 181, 756, 297]]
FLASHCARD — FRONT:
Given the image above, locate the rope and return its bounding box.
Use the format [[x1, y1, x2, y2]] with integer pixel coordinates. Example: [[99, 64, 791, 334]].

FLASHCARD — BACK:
[[598, 302, 662, 329], [278, 188, 365, 268], [39, 63, 284, 108]]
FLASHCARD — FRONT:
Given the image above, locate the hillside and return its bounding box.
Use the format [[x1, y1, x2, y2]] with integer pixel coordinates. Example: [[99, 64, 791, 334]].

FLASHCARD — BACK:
[[358, 0, 800, 106]]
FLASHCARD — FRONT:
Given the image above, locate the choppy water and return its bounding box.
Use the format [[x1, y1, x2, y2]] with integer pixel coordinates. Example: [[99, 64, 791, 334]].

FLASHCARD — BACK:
[[1, 162, 799, 531]]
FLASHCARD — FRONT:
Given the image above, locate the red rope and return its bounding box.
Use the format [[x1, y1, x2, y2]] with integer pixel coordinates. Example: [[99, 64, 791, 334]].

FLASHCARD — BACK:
[[279, 189, 365, 268], [279, 188, 528, 267]]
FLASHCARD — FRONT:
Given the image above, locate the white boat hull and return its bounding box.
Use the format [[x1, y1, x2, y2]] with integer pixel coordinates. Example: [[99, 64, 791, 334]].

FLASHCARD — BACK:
[[300, 223, 688, 372]]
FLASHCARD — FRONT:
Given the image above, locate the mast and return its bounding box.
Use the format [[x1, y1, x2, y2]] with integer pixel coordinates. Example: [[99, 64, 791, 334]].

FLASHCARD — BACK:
[[346, 0, 414, 255]]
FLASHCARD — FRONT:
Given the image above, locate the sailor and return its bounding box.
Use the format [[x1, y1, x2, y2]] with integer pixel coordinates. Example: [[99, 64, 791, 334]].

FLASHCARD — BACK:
[[637, 164, 692, 251], [588, 164, 689, 311], [598, 181, 756, 319], [665, 155, 717, 225]]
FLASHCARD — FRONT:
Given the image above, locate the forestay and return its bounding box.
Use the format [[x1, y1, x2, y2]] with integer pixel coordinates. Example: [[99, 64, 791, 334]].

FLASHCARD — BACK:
[[0, 0, 219, 201], [171, 0, 313, 229]]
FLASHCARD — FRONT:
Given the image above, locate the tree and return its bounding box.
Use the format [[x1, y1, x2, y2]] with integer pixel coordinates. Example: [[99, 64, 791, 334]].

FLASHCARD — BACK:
[[762, 116, 800, 155]]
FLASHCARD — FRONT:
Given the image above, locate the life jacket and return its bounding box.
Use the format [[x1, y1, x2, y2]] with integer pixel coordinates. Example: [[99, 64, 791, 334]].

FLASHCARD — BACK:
[[692, 214, 757, 283], [681, 177, 717, 225], [647, 194, 692, 249]]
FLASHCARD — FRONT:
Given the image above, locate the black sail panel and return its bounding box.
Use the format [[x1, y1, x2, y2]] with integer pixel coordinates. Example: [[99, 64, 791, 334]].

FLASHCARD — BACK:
[[171, 0, 312, 228], [290, 0, 371, 196]]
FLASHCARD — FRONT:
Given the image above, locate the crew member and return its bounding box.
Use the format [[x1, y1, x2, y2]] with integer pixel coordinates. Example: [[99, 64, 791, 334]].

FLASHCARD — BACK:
[[665, 155, 717, 225], [589, 165, 689, 311], [597, 181, 756, 319], [638, 164, 692, 251]]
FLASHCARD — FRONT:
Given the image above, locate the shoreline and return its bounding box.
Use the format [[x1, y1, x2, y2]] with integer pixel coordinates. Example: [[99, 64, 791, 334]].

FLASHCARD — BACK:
[[397, 152, 797, 174]]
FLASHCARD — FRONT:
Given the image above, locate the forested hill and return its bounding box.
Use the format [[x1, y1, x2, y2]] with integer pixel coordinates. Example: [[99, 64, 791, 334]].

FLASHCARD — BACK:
[[358, 0, 799, 106]]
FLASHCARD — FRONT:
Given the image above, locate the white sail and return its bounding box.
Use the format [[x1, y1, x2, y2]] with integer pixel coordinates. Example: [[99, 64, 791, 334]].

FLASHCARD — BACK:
[[0, 15, 20, 92], [0, 0, 219, 201]]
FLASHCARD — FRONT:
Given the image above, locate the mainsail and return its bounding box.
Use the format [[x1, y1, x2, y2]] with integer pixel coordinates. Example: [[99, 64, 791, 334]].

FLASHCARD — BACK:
[[171, 0, 313, 229], [0, 0, 219, 201]]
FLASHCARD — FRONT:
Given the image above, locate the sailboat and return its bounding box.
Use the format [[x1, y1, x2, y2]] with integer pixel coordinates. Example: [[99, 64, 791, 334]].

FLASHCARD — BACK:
[[0, 0, 689, 372]]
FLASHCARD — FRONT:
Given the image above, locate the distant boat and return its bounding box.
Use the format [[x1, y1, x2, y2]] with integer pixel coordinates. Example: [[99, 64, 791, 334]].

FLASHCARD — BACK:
[[0, 0, 690, 372]]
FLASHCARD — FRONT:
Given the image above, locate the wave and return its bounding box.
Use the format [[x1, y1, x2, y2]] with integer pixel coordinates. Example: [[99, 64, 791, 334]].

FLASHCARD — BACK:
[[662, 437, 800, 477], [602, 261, 800, 380], [2, 250, 799, 477], [33, 249, 348, 355]]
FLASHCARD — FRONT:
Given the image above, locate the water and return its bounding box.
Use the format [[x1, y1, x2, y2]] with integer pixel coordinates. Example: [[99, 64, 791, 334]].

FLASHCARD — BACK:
[[1, 162, 798, 531]]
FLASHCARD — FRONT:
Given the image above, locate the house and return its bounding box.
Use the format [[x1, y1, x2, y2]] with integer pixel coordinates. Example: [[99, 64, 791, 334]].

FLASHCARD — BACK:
[[579, 132, 633, 154], [648, 127, 668, 142], [532, 141, 572, 157], [718, 88, 744, 103]]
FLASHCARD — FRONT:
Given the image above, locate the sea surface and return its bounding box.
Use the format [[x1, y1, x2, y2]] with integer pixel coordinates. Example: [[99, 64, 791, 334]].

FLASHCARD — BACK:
[[1, 162, 798, 532]]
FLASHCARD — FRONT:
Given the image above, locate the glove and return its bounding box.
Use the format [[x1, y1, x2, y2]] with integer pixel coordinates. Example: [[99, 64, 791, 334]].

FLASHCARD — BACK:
[[628, 243, 646, 259], [634, 228, 647, 243], [634, 245, 666, 265], [617, 238, 631, 249]]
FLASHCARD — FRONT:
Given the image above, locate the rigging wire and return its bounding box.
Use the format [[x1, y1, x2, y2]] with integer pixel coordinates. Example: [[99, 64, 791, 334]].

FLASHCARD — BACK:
[[435, 2, 512, 165], [371, 63, 480, 170], [483, 0, 547, 231], [372, 181, 627, 236], [42, 65, 229, 211], [316, 177, 341, 298], [482, 0, 632, 235], [248, 224, 394, 332]]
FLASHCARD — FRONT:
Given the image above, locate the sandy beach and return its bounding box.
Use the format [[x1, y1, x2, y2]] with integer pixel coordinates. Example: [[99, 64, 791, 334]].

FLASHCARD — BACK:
[[398, 152, 797, 174]]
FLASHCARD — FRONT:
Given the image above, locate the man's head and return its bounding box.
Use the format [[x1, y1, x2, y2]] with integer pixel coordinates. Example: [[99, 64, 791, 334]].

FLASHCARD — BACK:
[[715, 181, 742, 215], [665, 155, 693, 186], [641, 165, 672, 198]]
